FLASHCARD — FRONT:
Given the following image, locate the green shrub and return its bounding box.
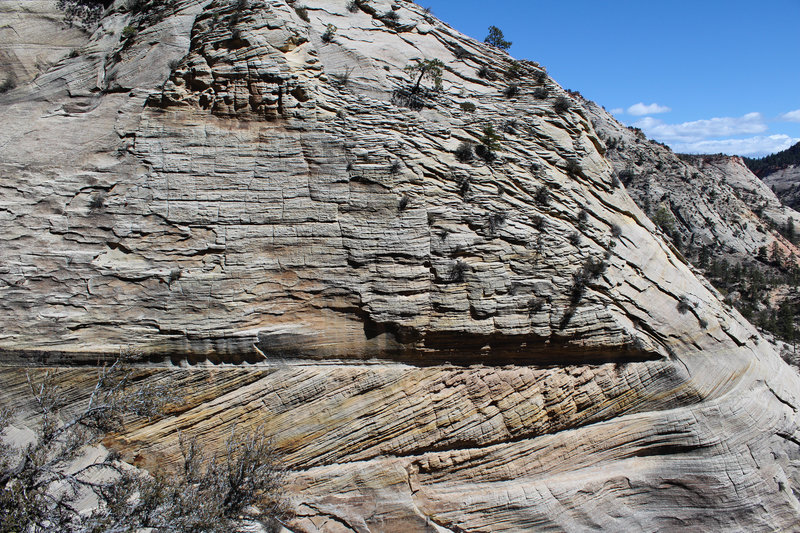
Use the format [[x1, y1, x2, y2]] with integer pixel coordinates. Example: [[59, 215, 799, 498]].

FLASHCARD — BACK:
[[56, 0, 109, 29], [382, 10, 399, 24], [0, 77, 15, 94], [533, 87, 548, 99], [453, 47, 471, 60], [122, 24, 137, 39], [459, 101, 476, 113], [505, 60, 523, 78], [534, 186, 550, 205], [475, 125, 501, 162], [455, 142, 474, 162], [449, 260, 469, 282], [477, 65, 496, 80], [321, 24, 337, 42], [503, 83, 519, 98], [553, 96, 571, 114], [479, 124, 501, 151], [652, 205, 675, 234], [347, 0, 359, 13]]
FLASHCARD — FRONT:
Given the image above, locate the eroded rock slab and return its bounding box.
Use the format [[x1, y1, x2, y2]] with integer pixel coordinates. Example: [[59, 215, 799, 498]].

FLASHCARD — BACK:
[[2, 1, 800, 531]]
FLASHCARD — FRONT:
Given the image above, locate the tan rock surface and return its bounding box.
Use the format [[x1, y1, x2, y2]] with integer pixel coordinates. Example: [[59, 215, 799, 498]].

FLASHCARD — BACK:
[[2, 1, 800, 531]]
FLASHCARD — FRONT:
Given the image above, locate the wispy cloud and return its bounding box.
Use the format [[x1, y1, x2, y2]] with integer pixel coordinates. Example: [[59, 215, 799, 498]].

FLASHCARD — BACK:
[[669, 134, 800, 157], [627, 102, 671, 116], [780, 109, 800, 122], [634, 112, 767, 143], [610, 107, 624, 115]]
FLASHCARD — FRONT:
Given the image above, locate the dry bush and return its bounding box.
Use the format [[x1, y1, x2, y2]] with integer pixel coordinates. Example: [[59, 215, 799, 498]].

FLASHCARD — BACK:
[[0, 355, 288, 532]]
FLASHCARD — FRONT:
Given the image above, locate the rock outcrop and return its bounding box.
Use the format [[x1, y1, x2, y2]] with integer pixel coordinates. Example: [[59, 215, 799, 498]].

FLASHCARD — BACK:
[[585, 99, 800, 266], [3, 1, 800, 531], [762, 165, 800, 212], [745, 141, 800, 210]]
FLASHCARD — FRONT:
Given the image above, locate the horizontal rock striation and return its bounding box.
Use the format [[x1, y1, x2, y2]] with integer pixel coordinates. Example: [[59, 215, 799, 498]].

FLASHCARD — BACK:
[[2, 0, 800, 531]]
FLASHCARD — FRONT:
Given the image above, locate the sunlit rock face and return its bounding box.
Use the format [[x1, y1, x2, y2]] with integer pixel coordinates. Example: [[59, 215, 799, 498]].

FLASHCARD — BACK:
[[585, 100, 800, 267], [3, 1, 800, 531], [763, 165, 800, 212]]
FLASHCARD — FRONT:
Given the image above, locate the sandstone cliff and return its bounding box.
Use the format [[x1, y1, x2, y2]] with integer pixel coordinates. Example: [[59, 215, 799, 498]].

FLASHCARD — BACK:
[[3, 1, 800, 531]]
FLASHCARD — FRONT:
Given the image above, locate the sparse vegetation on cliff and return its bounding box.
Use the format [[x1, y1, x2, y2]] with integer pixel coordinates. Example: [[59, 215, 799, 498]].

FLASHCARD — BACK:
[[744, 142, 800, 176], [553, 96, 571, 114], [404, 58, 444, 94], [0, 357, 288, 532], [56, 0, 111, 28], [475, 124, 501, 161], [484, 25, 511, 51]]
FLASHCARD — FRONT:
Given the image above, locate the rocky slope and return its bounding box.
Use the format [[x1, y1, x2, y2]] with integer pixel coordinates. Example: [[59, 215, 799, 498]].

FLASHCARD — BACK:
[[585, 99, 800, 266], [762, 165, 800, 212], [3, 1, 800, 531], [746, 141, 800, 210]]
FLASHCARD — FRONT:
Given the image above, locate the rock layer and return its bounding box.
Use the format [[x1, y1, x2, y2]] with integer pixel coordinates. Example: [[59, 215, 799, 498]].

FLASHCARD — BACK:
[[2, 1, 800, 531]]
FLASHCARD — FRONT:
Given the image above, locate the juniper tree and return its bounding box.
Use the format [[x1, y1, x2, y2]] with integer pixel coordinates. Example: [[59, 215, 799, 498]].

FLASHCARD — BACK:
[[404, 58, 445, 93]]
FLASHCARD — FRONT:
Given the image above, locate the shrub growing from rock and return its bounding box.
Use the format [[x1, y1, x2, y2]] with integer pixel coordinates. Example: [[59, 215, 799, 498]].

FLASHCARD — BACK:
[[455, 142, 474, 163], [553, 96, 571, 114], [321, 24, 337, 42], [503, 83, 519, 98]]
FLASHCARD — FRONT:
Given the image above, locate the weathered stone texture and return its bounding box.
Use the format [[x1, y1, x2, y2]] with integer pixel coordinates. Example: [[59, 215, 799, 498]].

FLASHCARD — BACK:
[[2, 1, 800, 531]]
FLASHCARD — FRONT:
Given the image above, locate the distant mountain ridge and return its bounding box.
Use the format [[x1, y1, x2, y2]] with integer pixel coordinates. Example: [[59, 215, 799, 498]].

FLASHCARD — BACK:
[[745, 142, 800, 210], [744, 141, 800, 177]]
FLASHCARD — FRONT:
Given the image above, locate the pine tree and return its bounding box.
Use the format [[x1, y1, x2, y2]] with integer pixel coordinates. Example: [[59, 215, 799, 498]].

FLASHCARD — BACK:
[[484, 26, 512, 51]]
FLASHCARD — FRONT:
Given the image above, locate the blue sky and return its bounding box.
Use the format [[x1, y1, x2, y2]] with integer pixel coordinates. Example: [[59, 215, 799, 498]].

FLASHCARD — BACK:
[[423, 0, 800, 157]]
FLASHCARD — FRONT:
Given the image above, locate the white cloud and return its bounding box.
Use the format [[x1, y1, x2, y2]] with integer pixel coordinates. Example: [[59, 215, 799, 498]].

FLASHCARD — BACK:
[[634, 112, 767, 143], [669, 134, 800, 157], [780, 109, 800, 122], [610, 107, 624, 115], [627, 102, 671, 116]]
